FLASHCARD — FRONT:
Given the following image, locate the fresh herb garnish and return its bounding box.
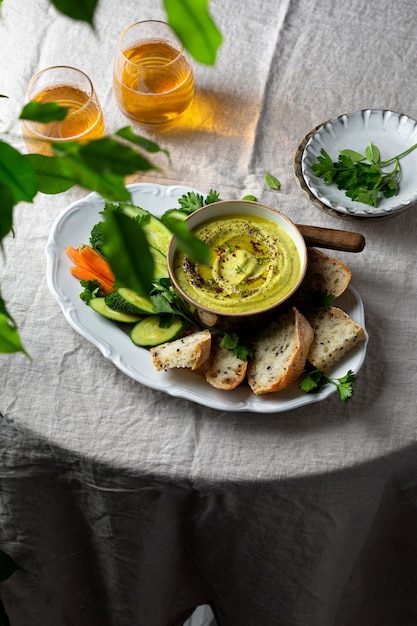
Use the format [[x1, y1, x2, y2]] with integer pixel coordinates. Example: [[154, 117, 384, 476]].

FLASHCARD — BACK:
[[312, 141, 417, 208], [177, 189, 220, 214], [218, 331, 253, 360], [265, 171, 281, 190], [150, 278, 197, 327], [79, 279, 104, 302], [298, 369, 356, 403]]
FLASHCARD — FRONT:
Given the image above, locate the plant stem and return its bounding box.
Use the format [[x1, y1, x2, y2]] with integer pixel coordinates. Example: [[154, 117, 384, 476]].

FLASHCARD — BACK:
[[380, 141, 417, 166]]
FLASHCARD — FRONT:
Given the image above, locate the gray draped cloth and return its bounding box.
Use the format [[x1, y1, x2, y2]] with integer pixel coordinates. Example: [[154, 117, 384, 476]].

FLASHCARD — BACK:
[[2, 0, 417, 624]]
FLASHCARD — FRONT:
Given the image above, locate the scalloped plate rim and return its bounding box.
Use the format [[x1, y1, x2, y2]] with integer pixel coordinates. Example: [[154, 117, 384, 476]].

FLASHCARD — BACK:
[[46, 182, 368, 413]]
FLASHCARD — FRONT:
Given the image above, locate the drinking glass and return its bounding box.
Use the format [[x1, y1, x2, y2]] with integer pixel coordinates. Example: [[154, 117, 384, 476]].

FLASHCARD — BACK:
[[113, 20, 195, 127], [22, 66, 105, 155]]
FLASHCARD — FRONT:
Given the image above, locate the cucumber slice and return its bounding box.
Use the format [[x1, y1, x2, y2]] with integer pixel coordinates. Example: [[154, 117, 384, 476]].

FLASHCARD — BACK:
[[161, 208, 189, 221], [149, 245, 169, 280], [119, 204, 172, 254], [88, 297, 142, 323], [116, 288, 155, 314], [104, 288, 154, 316], [130, 315, 186, 347]]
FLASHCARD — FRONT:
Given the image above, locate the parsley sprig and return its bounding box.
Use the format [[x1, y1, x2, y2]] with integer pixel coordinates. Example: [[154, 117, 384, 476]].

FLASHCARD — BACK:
[[312, 141, 417, 208], [298, 369, 356, 403], [176, 189, 220, 214]]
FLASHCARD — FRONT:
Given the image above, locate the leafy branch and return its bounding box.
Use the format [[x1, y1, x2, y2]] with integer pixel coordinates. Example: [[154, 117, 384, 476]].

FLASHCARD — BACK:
[[298, 369, 356, 403], [311, 141, 417, 208], [0, 102, 169, 356]]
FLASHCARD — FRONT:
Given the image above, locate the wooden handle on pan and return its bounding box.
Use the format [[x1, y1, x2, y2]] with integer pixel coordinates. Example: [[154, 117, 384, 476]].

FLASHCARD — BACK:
[[296, 224, 366, 253]]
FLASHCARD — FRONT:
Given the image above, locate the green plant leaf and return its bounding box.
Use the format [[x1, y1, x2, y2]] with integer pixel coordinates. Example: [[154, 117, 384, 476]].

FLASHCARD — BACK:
[[339, 149, 365, 162], [0, 141, 38, 204], [24, 154, 75, 194], [242, 194, 257, 201], [49, 0, 98, 25], [0, 550, 22, 582], [0, 310, 29, 357], [162, 214, 210, 265], [0, 184, 14, 239], [101, 212, 155, 297], [57, 152, 131, 201], [114, 126, 169, 157], [163, 0, 223, 65], [19, 101, 68, 123], [78, 137, 158, 176], [365, 143, 380, 164], [265, 171, 281, 190]]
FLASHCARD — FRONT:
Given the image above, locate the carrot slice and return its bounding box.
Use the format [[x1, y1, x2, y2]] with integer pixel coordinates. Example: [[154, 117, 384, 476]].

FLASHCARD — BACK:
[[66, 245, 91, 271], [69, 266, 114, 294], [66, 244, 114, 284], [77, 244, 114, 282]]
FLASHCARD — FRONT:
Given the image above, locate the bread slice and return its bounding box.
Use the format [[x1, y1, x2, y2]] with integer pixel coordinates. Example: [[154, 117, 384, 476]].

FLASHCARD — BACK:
[[150, 330, 212, 371], [247, 307, 314, 395], [204, 336, 248, 390], [306, 306, 366, 373], [297, 248, 352, 307]]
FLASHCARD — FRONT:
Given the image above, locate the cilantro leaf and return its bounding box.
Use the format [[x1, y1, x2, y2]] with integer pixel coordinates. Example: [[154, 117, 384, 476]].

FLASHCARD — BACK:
[[218, 331, 253, 360], [178, 191, 205, 213], [334, 370, 356, 402], [298, 369, 327, 394], [79, 279, 103, 302], [150, 279, 196, 326], [298, 369, 356, 403], [205, 189, 220, 205], [311, 140, 417, 208]]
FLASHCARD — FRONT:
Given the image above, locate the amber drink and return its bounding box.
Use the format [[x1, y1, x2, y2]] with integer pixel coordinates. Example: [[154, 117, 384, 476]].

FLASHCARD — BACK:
[[22, 66, 104, 155], [113, 20, 194, 127]]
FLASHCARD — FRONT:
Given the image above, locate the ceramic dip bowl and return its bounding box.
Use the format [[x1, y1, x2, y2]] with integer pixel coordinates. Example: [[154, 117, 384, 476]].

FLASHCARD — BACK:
[[167, 200, 308, 328]]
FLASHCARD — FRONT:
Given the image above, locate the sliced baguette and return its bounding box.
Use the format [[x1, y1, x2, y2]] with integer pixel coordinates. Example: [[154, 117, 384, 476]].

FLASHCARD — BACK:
[[247, 307, 314, 395], [150, 329, 212, 372], [204, 336, 248, 390], [297, 248, 352, 306], [306, 306, 366, 373]]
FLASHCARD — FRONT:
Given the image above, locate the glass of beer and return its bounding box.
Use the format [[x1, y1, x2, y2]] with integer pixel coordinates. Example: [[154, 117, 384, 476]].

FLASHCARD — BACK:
[[22, 66, 105, 155], [113, 20, 195, 128]]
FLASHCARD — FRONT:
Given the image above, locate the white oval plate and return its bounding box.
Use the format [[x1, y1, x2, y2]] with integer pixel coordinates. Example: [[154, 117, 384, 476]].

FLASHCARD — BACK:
[[46, 183, 368, 413], [302, 109, 417, 217]]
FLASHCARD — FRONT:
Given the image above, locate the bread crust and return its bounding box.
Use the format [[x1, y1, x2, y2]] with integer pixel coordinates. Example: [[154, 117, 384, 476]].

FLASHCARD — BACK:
[[296, 247, 352, 308], [247, 307, 314, 395], [306, 306, 366, 373], [150, 330, 212, 371], [204, 335, 248, 390]]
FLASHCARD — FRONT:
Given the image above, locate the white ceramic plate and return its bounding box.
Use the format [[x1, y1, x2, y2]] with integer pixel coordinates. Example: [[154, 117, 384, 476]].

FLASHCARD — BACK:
[[301, 109, 417, 217], [46, 183, 368, 413]]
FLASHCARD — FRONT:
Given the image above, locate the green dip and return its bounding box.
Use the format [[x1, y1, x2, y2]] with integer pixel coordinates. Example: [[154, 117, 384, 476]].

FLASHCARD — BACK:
[[173, 214, 301, 314]]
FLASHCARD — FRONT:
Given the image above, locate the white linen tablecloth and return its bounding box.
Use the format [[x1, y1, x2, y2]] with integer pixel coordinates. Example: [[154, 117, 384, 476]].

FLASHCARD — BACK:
[[2, 0, 417, 624]]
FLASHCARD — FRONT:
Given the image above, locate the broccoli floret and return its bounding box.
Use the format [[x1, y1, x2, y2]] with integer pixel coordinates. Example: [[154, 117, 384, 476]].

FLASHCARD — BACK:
[[79, 279, 103, 303], [104, 290, 144, 316], [89, 222, 105, 255]]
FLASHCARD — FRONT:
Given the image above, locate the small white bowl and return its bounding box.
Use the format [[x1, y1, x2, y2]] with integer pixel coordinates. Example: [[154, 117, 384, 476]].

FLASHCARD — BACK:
[[295, 109, 417, 220]]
